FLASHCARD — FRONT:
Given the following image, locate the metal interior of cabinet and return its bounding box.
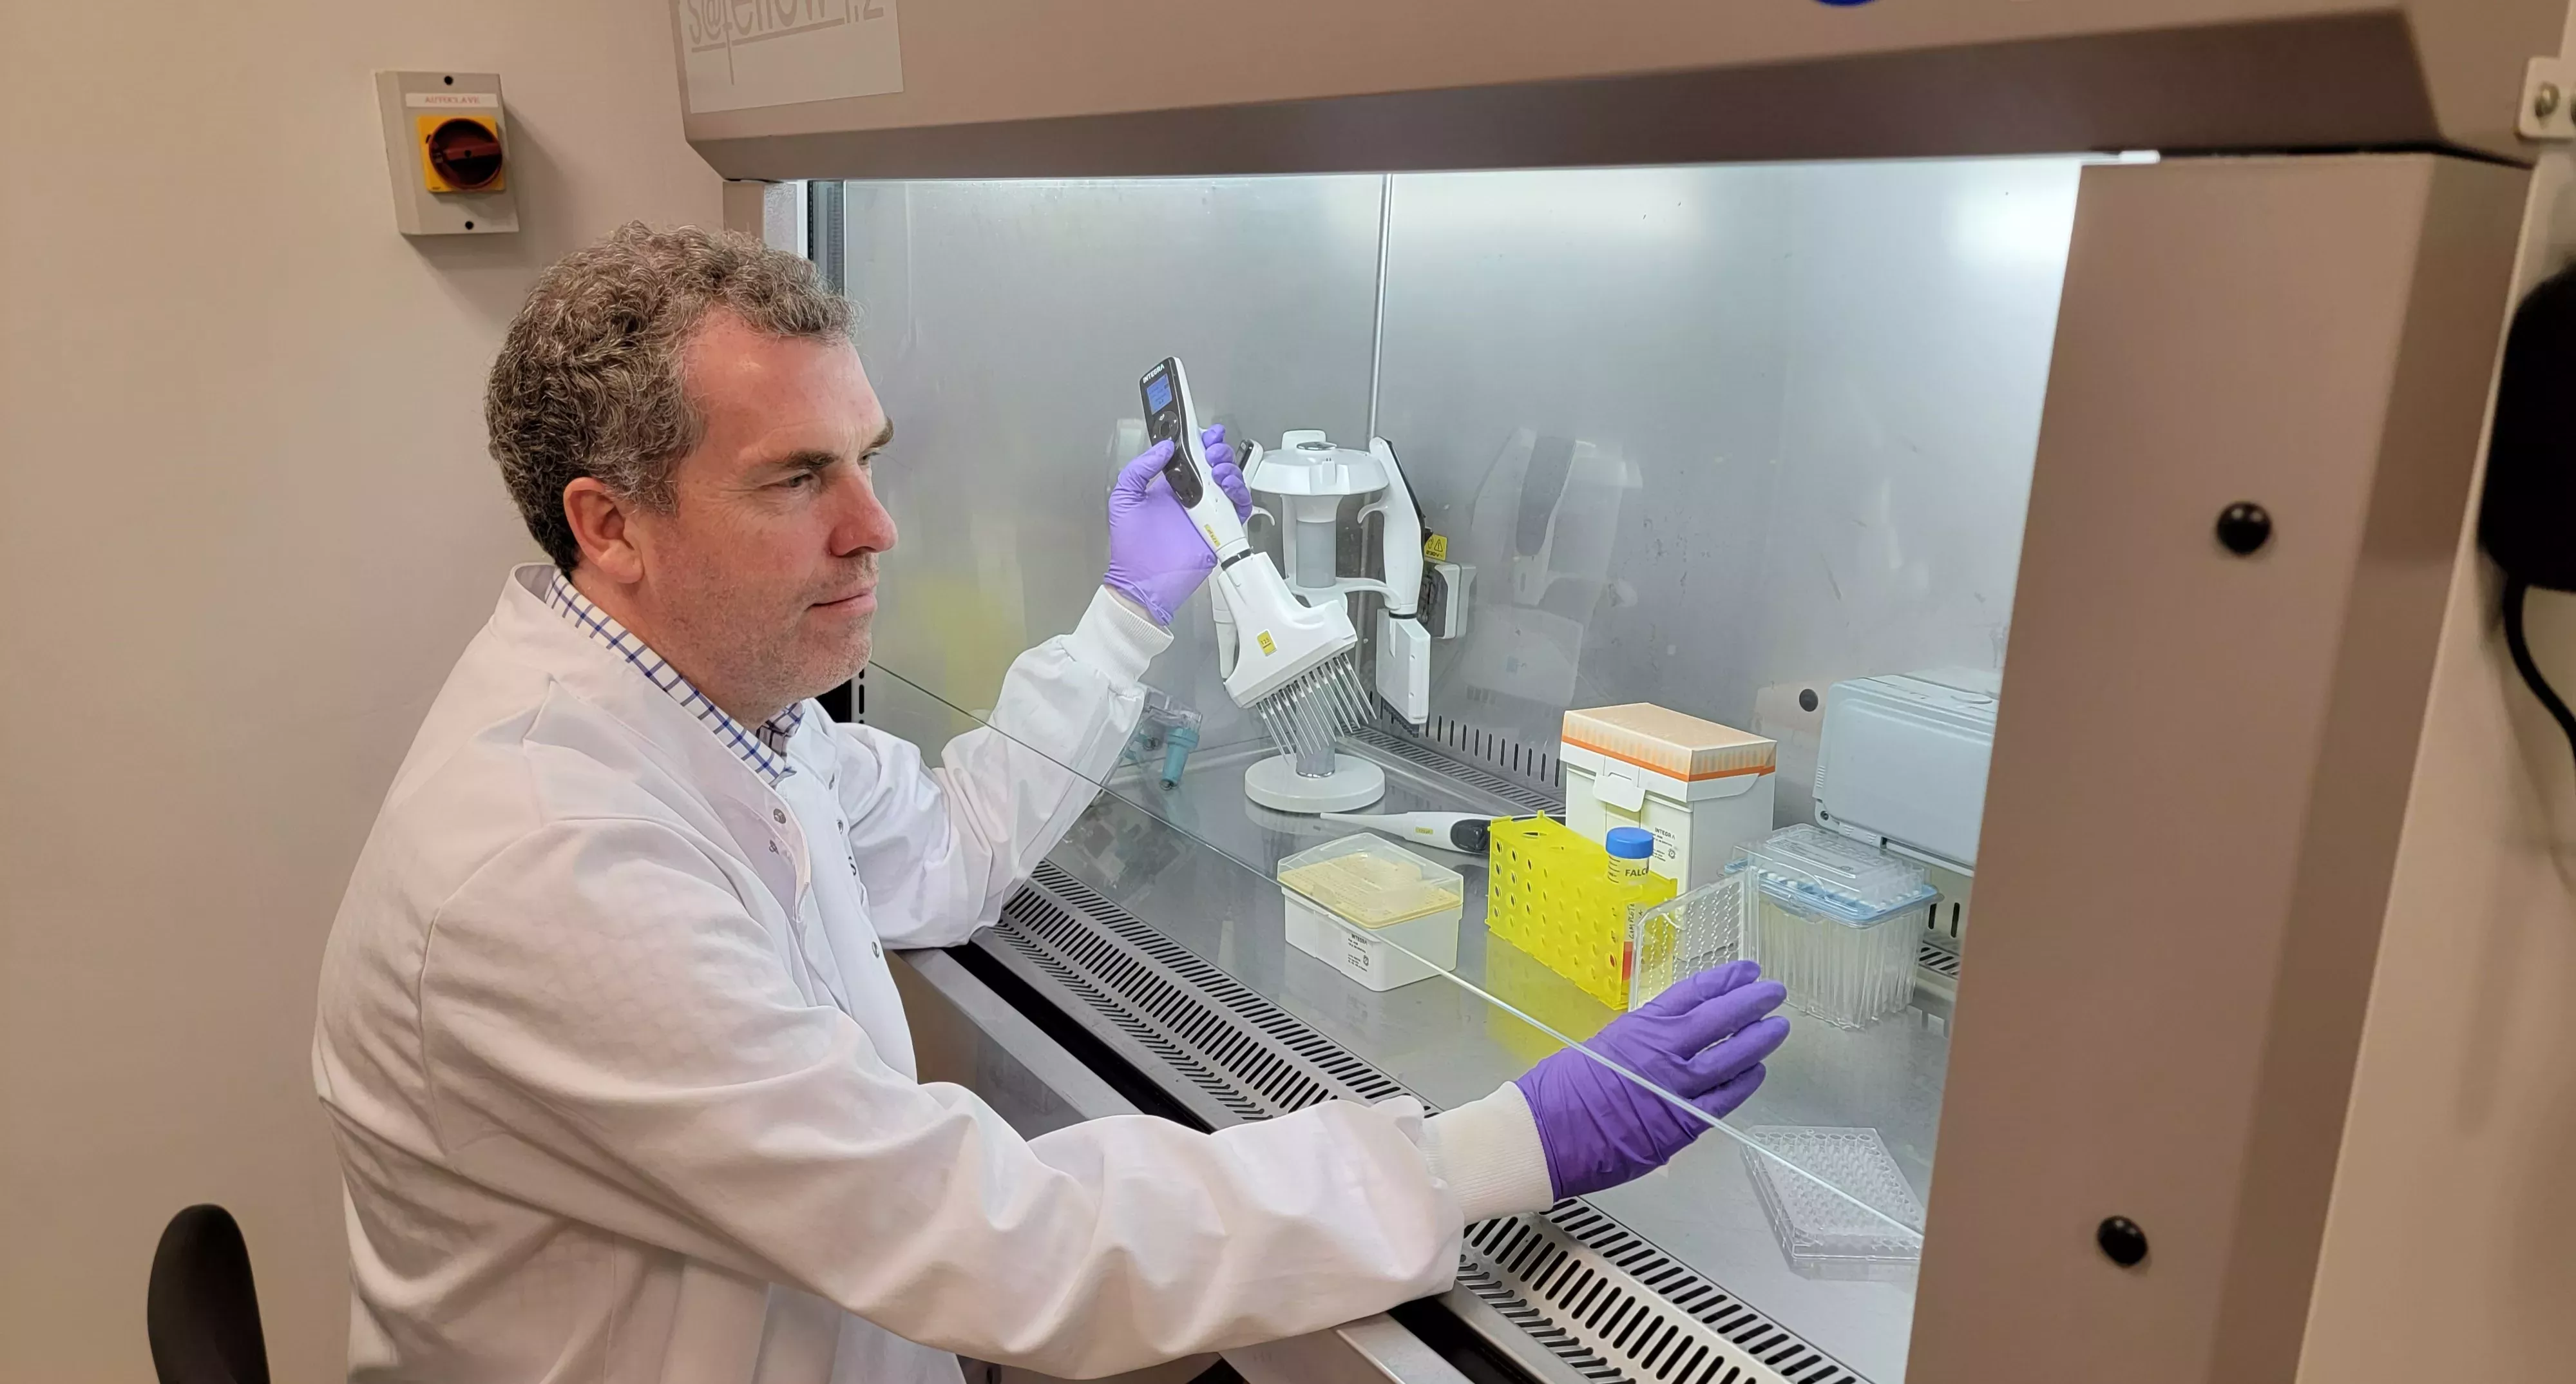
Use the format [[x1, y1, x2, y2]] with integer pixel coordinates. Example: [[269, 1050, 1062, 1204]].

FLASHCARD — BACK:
[[846, 162, 2068, 870], [976, 861, 1866, 1384], [1348, 723, 1561, 814], [831, 161, 2050, 1379]]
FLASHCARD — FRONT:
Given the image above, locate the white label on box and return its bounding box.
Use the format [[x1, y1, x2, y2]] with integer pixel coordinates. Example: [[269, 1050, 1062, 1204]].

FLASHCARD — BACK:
[[675, 0, 904, 113], [405, 91, 501, 109]]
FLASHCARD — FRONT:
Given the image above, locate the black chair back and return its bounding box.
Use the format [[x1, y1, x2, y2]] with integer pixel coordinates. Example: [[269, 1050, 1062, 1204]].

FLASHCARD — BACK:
[[147, 1204, 271, 1384]]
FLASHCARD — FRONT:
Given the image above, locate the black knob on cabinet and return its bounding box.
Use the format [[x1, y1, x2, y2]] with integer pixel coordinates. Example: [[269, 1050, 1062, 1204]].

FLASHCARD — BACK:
[[2097, 1215, 2149, 1268], [2215, 502, 2273, 555]]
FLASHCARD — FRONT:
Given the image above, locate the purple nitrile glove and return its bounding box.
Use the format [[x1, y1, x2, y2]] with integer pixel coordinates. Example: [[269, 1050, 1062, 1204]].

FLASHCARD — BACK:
[[1513, 959, 1791, 1200], [1103, 425, 1251, 626]]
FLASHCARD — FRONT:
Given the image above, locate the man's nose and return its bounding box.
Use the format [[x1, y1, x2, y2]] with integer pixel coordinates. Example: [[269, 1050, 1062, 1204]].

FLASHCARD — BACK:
[[830, 467, 899, 557]]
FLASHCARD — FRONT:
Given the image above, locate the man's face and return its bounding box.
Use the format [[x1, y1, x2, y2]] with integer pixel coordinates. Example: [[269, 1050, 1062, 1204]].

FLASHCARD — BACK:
[[620, 312, 897, 720]]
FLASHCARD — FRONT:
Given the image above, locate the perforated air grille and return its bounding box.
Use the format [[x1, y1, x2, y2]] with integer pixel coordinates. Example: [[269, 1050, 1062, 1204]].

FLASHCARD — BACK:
[[1458, 1207, 1863, 1384], [1915, 941, 1961, 981], [995, 864, 1407, 1120], [1350, 722, 1564, 814], [984, 861, 1865, 1384]]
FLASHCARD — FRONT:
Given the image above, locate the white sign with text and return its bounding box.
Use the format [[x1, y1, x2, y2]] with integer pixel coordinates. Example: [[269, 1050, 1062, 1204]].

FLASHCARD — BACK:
[[676, 0, 903, 114]]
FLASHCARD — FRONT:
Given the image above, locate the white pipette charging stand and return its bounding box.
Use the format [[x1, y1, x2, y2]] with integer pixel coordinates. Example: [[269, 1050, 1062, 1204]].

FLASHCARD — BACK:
[[1245, 753, 1383, 812]]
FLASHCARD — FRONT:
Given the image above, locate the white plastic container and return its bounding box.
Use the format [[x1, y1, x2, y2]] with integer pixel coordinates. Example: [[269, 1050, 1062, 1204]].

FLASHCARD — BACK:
[[1812, 667, 1999, 874], [1562, 704, 1777, 892], [1279, 834, 1464, 992]]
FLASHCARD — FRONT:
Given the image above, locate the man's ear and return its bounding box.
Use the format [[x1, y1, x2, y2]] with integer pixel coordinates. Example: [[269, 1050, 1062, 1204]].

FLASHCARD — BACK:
[[563, 478, 645, 584]]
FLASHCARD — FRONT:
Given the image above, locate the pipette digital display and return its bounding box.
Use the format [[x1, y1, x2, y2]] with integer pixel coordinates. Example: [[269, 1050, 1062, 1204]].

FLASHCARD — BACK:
[[1138, 358, 1205, 508]]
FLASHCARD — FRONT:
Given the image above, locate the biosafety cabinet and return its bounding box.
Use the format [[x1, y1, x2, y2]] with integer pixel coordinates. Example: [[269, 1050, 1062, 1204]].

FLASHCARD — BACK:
[[675, 4, 2575, 1381]]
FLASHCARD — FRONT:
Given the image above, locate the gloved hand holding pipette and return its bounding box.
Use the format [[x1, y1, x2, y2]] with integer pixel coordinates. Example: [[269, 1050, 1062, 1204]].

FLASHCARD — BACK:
[[1513, 960, 1791, 1198], [1103, 425, 1250, 626]]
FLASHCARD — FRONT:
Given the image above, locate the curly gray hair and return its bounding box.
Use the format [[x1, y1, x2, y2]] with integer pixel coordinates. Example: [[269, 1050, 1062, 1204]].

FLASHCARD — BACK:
[[485, 222, 855, 570]]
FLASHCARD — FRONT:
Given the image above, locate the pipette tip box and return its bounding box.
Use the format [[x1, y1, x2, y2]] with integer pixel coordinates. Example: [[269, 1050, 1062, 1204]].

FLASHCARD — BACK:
[[1730, 825, 1934, 1029], [1279, 834, 1464, 992], [1561, 704, 1777, 892]]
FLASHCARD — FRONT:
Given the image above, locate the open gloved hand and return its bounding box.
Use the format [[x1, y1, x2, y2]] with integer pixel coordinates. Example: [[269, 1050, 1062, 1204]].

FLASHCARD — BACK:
[[1513, 960, 1790, 1200], [1102, 425, 1250, 626]]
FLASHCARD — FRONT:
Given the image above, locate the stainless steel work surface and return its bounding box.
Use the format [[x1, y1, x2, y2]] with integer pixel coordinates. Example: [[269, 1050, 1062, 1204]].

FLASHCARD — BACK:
[[860, 616, 1945, 1380], [1026, 738, 1942, 1383]]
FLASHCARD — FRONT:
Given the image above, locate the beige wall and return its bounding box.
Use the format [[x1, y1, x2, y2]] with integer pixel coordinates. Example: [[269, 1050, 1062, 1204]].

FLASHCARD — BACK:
[[0, 3, 718, 1379], [2298, 8, 2576, 1374], [8, 4, 2573, 1383]]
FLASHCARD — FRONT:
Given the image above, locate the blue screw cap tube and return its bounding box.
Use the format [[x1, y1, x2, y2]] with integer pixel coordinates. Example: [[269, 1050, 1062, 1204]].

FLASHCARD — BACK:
[[1607, 825, 1654, 889]]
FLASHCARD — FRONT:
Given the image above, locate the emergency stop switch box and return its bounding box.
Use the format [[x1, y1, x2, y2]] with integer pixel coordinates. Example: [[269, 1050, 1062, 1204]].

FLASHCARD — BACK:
[[375, 71, 518, 236]]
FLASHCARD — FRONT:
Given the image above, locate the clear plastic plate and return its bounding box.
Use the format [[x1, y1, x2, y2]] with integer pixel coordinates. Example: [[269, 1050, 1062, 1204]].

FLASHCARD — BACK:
[[1742, 1126, 1927, 1282]]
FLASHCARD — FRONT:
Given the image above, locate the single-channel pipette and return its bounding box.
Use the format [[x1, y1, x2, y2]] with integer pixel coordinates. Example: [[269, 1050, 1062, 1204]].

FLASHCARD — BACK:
[[1321, 811, 1502, 854]]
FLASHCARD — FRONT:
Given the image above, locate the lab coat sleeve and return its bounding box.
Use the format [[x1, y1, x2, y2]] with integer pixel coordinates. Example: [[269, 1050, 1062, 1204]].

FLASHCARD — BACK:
[[419, 815, 1531, 1378], [839, 586, 1170, 948]]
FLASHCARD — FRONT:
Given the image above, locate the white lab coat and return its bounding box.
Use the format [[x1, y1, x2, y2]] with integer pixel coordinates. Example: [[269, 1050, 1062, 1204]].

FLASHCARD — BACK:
[[313, 564, 1548, 1384]]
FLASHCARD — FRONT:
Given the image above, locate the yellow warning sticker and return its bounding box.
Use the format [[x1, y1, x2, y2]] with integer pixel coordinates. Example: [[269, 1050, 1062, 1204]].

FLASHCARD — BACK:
[[1257, 631, 1277, 655], [1423, 533, 1449, 561]]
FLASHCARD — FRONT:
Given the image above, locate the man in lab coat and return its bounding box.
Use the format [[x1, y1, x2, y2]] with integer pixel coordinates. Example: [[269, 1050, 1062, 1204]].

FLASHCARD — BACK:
[[314, 224, 1788, 1384]]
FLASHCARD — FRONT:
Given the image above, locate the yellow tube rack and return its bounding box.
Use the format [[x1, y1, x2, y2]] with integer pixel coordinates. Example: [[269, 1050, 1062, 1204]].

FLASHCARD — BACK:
[[1485, 816, 1676, 1010]]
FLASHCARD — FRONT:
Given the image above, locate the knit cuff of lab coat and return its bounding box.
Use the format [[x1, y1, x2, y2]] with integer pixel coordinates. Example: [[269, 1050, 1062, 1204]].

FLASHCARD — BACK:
[[1069, 586, 1174, 687], [1422, 1082, 1555, 1224]]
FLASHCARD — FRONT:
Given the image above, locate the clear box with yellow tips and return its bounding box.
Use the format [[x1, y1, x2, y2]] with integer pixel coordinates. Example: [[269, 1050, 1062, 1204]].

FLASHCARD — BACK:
[[1278, 834, 1464, 992]]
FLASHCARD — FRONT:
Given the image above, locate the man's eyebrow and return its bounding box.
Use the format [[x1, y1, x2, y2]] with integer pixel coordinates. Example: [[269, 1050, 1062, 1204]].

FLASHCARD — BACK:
[[769, 449, 840, 475], [756, 422, 890, 478]]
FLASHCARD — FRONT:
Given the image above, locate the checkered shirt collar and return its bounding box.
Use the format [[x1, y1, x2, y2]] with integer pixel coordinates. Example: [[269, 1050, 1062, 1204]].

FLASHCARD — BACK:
[[542, 569, 805, 785]]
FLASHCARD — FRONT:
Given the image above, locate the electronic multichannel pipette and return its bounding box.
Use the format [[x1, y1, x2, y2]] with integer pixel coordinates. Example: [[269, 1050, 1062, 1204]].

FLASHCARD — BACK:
[[1140, 357, 1375, 800]]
